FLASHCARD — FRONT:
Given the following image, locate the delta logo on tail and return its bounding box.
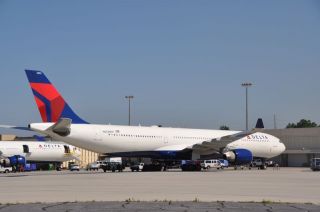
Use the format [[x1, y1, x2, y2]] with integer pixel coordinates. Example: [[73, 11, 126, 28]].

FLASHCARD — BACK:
[[25, 70, 88, 124]]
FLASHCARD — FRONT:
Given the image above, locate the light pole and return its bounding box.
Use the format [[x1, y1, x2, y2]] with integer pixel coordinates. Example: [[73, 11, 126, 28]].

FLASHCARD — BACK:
[[241, 82, 252, 131], [125, 96, 134, 126]]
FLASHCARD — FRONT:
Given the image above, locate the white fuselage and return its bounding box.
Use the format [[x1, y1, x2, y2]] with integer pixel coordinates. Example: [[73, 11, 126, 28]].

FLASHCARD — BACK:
[[0, 141, 80, 162], [226, 134, 286, 159], [30, 123, 285, 159]]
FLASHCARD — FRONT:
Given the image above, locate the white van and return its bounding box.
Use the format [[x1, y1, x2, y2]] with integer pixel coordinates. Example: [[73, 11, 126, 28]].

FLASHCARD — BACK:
[[201, 160, 221, 169], [0, 165, 12, 173]]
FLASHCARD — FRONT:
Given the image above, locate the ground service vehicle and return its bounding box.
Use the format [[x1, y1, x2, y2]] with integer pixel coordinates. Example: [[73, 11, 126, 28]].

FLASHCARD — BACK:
[[250, 159, 267, 169], [201, 160, 222, 169], [142, 163, 163, 171], [130, 163, 144, 172], [104, 157, 122, 163], [219, 159, 229, 168], [181, 160, 202, 171], [251, 159, 263, 166], [100, 162, 124, 172], [24, 163, 37, 171], [69, 164, 80, 171], [87, 162, 100, 171], [265, 160, 274, 167], [311, 158, 320, 171], [0, 165, 12, 173]]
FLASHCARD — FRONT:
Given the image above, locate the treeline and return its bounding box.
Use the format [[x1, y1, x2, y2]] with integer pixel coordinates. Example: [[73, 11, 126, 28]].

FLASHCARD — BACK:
[[286, 119, 319, 128]]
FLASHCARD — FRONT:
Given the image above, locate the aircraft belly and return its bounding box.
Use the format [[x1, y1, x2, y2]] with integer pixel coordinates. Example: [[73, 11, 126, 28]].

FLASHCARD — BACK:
[[249, 143, 276, 159], [26, 151, 65, 162], [27, 154, 60, 162]]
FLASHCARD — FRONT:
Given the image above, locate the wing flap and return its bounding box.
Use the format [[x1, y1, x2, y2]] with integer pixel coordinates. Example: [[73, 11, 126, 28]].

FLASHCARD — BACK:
[[0, 125, 32, 131], [190, 131, 251, 154]]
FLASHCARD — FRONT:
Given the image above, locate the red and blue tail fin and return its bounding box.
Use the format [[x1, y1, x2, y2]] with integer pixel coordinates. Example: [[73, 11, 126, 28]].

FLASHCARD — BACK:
[[25, 70, 88, 124]]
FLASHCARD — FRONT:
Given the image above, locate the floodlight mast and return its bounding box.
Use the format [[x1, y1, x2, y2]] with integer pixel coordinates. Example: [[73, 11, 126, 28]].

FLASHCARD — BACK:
[[125, 96, 134, 126], [241, 83, 252, 131]]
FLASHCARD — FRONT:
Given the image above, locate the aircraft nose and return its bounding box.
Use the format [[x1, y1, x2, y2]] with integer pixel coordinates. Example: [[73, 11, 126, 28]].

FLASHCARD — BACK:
[[279, 142, 286, 153]]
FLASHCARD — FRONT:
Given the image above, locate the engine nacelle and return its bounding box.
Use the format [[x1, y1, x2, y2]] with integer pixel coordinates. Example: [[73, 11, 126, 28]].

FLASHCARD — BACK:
[[223, 149, 253, 165], [7, 155, 26, 166], [0, 158, 11, 167]]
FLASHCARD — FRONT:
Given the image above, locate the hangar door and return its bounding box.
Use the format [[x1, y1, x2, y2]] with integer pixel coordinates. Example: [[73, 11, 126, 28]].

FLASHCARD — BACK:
[[288, 154, 308, 167]]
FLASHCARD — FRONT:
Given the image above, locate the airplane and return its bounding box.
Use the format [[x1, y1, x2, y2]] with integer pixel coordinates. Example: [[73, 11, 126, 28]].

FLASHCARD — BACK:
[[0, 140, 81, 170], [0, 141, 80, 163], [2, 70, 286, 169]]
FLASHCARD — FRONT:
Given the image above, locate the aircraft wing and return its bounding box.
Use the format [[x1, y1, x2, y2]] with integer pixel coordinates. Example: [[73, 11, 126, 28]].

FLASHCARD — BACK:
[[154, 131, 251, 154], [190, 131, 251, 154]]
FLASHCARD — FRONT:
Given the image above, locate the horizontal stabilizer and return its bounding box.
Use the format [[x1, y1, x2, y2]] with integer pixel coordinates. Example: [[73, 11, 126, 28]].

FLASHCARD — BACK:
[[0, 125, 32, 131], [46, 118, 71, 136]]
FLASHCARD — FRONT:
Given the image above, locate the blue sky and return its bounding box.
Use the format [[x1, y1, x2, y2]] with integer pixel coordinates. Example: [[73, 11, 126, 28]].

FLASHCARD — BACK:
[[0, 0, 320, 135]]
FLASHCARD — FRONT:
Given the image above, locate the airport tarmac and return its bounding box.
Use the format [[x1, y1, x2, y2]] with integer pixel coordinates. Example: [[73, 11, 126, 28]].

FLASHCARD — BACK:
[[0, 201, 319, 212], [0, 168, 319, 207]]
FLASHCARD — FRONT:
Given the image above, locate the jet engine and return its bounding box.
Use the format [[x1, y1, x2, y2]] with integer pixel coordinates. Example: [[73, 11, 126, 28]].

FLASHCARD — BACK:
[[0, 155, 26, 167], [223, 149, 253, 165], [0, 158, 11, 166]]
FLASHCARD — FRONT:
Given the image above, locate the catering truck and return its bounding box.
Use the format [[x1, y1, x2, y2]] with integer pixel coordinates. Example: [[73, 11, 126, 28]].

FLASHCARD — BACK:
[[311, 158, 320, 171]]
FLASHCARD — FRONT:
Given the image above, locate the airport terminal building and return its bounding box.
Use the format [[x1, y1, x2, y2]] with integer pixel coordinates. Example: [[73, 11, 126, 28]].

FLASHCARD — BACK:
[[263, 128, 320, 167], [197, 127, 320, 167]]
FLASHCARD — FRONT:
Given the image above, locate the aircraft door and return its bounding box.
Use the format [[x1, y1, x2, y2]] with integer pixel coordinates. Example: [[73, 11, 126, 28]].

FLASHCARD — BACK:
[[23, 145, 29, 153], [64, 145, 70, 154]]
